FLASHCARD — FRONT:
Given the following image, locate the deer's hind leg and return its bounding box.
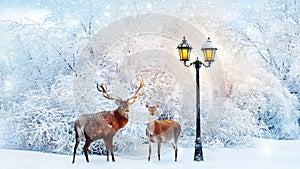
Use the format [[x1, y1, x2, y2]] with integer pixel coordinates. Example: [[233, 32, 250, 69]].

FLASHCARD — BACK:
[[72, 138, 80, 163], [172, 142, 178, 162], [83, 134, 92, 163], [72, 125, 84, 163], [157, 142, 161, 161]]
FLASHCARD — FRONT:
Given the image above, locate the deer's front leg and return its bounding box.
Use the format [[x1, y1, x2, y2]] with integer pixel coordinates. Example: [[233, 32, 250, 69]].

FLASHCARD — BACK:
[[108, 138, 115, 162], [104, 140, 110, 162], [148, 142, 152, 161]]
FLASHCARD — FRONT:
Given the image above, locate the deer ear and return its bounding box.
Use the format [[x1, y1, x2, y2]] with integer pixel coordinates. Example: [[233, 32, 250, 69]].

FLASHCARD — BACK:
[[156, 102, 160, 107], [128, 98, 135, 105], [145, 102, 149, 108], [115, 100, 120, 106]]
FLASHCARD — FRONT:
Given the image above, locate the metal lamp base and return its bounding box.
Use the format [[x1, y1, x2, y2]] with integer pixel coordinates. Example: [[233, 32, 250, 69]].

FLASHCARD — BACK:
[[194, 141, 204, 161]]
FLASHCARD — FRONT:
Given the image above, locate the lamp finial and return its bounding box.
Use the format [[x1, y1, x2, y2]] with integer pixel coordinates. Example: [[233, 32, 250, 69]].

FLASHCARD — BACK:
[[182, 36, 187, 43]]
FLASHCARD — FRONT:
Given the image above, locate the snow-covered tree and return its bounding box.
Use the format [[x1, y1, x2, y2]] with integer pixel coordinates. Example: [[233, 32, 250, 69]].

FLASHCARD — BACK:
[[222, 52, 299, 140], [0, 0, 92, 153], [2, 75, 75, 153], [216, 0, 300, 140], [1, 0, 299, 156], [219, 0, 300, 114]]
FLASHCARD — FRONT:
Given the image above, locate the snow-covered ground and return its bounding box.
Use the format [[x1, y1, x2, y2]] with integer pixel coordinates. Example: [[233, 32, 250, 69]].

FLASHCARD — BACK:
[[1, 138, 299, 169]]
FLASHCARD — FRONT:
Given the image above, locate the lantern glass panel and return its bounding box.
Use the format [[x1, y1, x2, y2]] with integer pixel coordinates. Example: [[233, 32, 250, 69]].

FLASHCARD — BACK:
[[203, 49, 216, 62], [179, 48, 190, 61]]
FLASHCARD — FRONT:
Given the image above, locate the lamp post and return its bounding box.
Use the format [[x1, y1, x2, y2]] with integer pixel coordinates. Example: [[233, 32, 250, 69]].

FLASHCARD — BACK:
[[177, 36, 217, 161]]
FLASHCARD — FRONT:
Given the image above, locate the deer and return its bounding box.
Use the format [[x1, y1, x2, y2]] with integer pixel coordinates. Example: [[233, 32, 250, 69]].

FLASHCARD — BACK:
[[145, 102, 181, 162], [72, 79, 145, 163]]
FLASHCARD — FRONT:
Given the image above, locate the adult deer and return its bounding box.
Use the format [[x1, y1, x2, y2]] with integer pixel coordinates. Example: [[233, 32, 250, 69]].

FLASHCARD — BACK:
[[145, 102, 181, 162], [72, 79, 145, 163]]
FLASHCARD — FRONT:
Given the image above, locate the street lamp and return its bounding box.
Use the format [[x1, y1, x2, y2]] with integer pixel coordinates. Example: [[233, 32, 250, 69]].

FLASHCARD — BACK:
[[177, 36, 217, 161]]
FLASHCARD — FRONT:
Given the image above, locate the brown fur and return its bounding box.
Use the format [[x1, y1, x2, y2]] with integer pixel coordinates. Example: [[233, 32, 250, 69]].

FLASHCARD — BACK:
[[72, 79, 144, 163], [145, 103, 181, 162]]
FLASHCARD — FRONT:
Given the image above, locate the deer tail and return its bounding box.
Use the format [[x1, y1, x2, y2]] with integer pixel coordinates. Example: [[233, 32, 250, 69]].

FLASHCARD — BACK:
[[74, 119, 84, 140]]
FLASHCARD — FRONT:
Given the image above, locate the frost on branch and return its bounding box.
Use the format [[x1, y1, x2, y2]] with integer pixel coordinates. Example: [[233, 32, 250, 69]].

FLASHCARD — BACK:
[[2, 75, 75, 154]]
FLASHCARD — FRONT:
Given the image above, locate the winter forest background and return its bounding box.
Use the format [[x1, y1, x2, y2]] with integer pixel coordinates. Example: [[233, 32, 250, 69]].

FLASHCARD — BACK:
[[0, 0, 299, 156]]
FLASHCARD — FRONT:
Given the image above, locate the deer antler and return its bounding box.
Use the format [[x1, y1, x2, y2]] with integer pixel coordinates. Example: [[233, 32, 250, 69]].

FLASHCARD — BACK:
[[131, 78, 145, 99], [97, 83, 119, 100]]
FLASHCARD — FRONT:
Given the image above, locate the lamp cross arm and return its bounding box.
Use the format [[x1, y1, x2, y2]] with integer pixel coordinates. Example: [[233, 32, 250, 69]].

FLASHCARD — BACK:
[[201, 61, 212, 68], [183, 61, 193, 67], [182, 58, 212, 68], [192, 58, 212, 68]]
